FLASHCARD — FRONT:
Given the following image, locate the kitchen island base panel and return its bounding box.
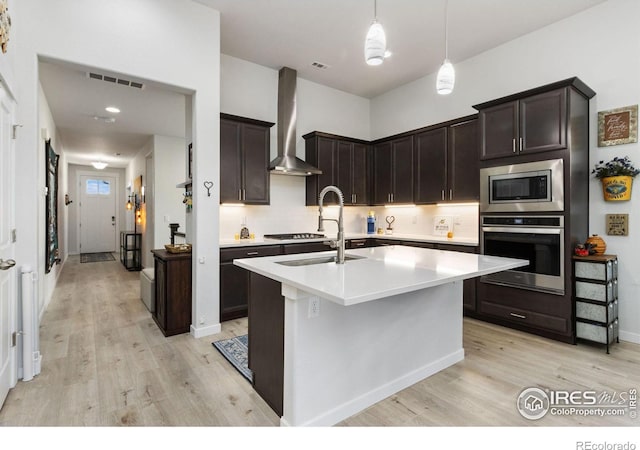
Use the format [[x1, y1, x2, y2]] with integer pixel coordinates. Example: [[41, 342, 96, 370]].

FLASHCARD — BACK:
[[281, 281, 464, 427]]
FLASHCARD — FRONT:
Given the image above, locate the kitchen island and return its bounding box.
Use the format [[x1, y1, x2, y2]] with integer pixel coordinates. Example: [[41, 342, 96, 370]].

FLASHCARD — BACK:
[[234, 245, 526, 426]]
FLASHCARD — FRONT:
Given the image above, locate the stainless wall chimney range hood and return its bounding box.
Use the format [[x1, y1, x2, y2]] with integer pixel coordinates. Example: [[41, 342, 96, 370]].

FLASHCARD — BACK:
[[269, 67, 322, 176]]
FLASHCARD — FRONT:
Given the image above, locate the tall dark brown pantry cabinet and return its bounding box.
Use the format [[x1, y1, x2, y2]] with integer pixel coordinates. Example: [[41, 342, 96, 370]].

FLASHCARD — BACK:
[[220, 113, 274, 204]]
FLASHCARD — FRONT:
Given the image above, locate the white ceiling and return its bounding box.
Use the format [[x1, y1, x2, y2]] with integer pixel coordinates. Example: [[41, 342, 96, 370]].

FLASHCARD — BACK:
[[39, 0, 606, 168], [197, 0, 607, 98], [39, 61, 187, 168]]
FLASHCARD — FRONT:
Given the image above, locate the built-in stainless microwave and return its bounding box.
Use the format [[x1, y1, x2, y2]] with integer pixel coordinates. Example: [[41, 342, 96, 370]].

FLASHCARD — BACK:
[[480, 159, 564, 213]]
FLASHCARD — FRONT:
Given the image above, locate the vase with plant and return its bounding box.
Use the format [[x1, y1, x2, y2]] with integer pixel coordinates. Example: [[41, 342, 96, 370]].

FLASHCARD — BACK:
[[592, 156, 640, 201]]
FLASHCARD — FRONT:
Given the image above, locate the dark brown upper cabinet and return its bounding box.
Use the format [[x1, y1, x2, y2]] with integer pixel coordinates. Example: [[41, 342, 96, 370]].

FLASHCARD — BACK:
[[479, 89, 568, 160], [414, 118, 479, 204], [304, 132, 370, 206], [475, 78, 596, 161], [220, 113, 274, 204], [372, 135, 414, 205]]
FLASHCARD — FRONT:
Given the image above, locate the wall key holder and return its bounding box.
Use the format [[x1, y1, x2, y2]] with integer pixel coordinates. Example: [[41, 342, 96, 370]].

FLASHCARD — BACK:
[[204, 181, 213, 197]]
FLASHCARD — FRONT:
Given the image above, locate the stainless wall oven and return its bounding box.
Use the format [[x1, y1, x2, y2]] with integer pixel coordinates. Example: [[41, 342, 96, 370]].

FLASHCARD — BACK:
[[481, 215, 564, 295], [480, 159, 564, 213]]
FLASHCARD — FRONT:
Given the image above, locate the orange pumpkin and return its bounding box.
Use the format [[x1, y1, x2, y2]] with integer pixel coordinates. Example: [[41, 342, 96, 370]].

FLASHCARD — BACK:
[[586, 234, 606, 255]]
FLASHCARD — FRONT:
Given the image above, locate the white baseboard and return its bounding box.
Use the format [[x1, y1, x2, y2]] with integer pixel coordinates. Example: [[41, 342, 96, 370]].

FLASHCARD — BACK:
[[619, 330, 640, 344], [285, 348, 465, 427], [190, 322, 221, 338]]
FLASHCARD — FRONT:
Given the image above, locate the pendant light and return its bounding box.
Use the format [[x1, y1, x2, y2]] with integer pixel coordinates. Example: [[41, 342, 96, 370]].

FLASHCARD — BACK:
[[436, 0, 455, 95], [364, 0, 386, 66]]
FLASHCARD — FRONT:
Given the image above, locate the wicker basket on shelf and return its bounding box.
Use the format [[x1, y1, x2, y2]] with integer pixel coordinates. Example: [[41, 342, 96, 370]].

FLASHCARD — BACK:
[[164, 243, 192, 254]]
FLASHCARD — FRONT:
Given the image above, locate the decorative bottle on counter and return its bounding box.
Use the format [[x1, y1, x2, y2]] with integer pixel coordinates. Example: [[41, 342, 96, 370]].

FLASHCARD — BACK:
[[367, 211, 375, 234]]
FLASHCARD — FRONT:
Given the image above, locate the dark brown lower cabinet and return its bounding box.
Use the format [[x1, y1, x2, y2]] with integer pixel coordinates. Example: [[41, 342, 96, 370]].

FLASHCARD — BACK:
[[434, 244, 478, 314], [476, 281, 573, 343], [248, 272, 284, 417], [220, 245, 282, 322], [151, 249, 192, 337]]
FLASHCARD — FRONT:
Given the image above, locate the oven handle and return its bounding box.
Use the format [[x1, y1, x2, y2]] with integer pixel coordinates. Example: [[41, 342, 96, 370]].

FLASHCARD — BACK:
[[482, 226, 563, 235]]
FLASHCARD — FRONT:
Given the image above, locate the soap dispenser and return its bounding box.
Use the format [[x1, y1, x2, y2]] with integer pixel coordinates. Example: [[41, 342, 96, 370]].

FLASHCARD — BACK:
[[367, 211, 376, 234]]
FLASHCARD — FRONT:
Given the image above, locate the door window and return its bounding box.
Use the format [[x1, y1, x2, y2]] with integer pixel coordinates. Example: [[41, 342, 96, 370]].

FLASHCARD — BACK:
[[86, 179, 111, 195]]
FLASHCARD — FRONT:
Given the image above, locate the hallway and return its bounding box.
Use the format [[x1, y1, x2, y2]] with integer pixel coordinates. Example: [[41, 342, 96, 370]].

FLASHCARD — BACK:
[[0, 255, 278, 426]]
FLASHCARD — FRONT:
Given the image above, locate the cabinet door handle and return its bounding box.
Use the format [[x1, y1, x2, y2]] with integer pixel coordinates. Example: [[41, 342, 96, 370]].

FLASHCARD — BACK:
[[391, 193, 394, 203], [510, 312, 526, 319], [512, 138, 517, 153], [353, 193, 357, 203], [246, 251, 259, 256], [441, 190, 445, 201], [449, 189, 453, 200], [238, 189, 242, 201], [519, 137, 523, 151]]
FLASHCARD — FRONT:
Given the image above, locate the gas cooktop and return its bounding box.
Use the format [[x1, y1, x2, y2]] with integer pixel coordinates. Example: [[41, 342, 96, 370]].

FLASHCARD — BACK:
[[263, 233, 326, 240]]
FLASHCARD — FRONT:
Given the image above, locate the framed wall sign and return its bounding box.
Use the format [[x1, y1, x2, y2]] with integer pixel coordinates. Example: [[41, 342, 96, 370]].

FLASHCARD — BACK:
[[605, 213, 629, 236], [598, 105, 638, 147]]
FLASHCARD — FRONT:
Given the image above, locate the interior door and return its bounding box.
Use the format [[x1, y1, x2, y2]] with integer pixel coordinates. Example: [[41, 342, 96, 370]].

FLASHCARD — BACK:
[[80, 175, 116, 253], [0, 84, 17, 409]]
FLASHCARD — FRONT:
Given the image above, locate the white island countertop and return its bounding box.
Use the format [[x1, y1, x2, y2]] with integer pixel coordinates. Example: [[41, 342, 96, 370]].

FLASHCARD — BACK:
[[234, 245, 526, 306]]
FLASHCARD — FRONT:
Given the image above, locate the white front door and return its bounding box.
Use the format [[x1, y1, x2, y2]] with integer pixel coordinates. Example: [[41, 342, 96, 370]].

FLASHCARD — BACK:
[[0, 83, 17, 409], [79, 175, 116, 253]]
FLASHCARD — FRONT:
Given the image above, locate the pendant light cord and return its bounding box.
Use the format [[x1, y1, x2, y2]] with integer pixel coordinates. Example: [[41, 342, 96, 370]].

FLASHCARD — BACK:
[[444, 0, 449, 59], [374, 0, 378, 21]]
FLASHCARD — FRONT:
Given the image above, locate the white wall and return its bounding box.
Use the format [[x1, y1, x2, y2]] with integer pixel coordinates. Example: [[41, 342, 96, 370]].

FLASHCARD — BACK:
[[38, 82, 64, 309], [371, 0, 640, 342], [126, 138, 152, 268], [152, 135, 187, 254], [15, 0, 221, 337], [219, 54, 373, 237]]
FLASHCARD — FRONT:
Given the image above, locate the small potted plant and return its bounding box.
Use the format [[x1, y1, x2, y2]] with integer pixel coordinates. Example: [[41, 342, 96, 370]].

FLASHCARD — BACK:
[[592, 156, 640, 201]]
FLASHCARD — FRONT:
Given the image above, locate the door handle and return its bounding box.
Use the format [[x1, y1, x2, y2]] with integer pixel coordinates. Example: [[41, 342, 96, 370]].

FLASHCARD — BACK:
[[0, 259, 17, 271], [112, 216, 116, 226]]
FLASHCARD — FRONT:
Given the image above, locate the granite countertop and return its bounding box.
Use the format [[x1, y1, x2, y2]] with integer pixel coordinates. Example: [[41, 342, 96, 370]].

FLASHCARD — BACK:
[[233, 246, 525, 306], [220, 233, 478, 248]]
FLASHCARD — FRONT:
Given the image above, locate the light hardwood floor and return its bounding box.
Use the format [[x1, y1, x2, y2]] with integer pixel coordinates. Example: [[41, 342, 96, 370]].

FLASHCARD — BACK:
[[1, 254, 638, 426]]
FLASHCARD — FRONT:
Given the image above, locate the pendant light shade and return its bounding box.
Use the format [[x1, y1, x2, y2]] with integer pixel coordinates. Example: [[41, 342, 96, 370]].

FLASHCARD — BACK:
[[436, 59, 455, 95], [364, 0, 386, 66], [436, 0, 455, 95], [365, 21, 386, 66]]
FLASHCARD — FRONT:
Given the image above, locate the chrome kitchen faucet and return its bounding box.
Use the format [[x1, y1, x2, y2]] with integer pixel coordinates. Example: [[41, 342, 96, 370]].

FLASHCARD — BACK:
[[317, 185, 345, 264]]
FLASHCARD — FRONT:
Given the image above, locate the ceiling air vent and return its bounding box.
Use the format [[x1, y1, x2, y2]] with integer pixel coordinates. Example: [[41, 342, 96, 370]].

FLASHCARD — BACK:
[[311, 61, 330, 70], [86, 72, 145, 89]]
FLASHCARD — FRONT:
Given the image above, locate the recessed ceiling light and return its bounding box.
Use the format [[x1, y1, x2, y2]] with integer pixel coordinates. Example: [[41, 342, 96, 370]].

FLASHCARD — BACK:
[[105, 106, 120, 114]]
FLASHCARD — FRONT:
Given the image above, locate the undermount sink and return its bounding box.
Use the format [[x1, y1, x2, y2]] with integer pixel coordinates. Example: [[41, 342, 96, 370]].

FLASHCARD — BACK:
[[276, 254, 365, 267]]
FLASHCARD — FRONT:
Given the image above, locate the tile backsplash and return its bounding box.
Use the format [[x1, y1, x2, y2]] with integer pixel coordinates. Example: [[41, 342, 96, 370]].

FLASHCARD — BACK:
[[220, 175, 479, 241]]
